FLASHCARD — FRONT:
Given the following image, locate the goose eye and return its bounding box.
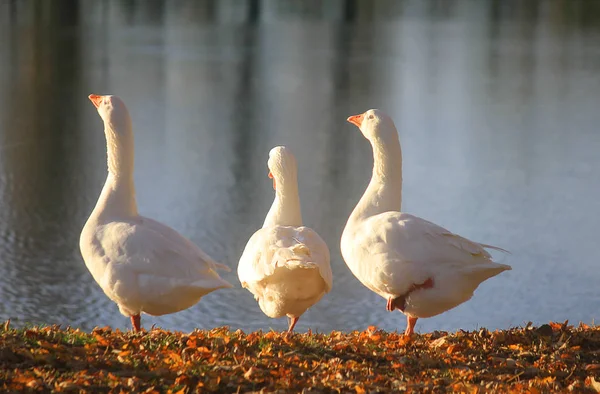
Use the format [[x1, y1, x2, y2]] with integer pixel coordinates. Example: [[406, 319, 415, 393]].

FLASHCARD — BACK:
[[368, 114, 374, 120]]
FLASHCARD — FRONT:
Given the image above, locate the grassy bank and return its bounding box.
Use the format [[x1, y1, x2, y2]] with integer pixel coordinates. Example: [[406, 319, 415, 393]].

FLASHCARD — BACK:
[[1, 321, 600, 393]]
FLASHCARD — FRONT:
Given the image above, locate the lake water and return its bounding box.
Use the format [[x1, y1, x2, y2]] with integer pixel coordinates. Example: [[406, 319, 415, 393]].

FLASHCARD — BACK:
[[1, 0, 599, 334]]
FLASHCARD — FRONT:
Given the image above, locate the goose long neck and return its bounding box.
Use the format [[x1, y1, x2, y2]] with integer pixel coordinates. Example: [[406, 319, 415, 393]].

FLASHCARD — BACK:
[[94, 125, 138, 218], [349, 133, 403, 223], [106, 125, 135, 179], [263, 174, 302, 227]]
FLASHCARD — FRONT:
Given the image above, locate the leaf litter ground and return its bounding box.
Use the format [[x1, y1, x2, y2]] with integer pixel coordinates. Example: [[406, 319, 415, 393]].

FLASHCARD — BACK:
[[1, 320, 600, 393]]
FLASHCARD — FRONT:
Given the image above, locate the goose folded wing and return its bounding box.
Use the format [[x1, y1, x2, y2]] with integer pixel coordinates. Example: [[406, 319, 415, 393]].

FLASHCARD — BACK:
[[294, 226, 332, 292], [139, 217, 231, 272], [355, 212, 502, 295], [99, 222, 227, 288], [238, 226, 332, 291]]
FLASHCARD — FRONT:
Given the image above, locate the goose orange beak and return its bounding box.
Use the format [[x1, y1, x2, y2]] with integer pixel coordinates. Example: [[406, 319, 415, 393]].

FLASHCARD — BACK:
[[268, 172, 276, 190], [347, 113, 364, 127], [88, 94, 103, 108]]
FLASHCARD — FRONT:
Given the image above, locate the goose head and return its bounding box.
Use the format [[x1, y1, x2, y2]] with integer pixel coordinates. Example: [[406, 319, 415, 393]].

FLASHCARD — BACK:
[[347, 109, 397, 143], [89, 94, 132, 136], [267, 146, 298, 191]]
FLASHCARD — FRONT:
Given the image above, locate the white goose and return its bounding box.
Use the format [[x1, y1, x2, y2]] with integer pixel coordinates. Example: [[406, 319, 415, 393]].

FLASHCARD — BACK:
[[238, 146, 332, 334], [341, 109, 511, 336], [80, 94, 232, 332]]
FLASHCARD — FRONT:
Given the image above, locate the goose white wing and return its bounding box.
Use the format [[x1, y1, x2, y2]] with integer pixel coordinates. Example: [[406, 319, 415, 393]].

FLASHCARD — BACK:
[[238, 225, 332, 291], [139, 217, 231, 272], [85, 217, 232, 307], [347, 212, 509, 297]]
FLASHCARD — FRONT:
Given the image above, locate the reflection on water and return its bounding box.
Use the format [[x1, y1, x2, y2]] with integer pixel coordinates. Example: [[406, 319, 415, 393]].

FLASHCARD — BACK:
[[1, 0, 600, 333]]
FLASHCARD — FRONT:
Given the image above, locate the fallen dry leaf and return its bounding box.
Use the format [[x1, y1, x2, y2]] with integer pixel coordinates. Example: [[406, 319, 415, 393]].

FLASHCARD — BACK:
[[588, 376, 600, 392], [0, 322, 599, 392]]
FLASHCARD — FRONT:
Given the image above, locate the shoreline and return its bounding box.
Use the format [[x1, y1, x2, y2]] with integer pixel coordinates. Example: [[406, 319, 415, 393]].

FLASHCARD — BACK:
[[1, 321, 600, 393]]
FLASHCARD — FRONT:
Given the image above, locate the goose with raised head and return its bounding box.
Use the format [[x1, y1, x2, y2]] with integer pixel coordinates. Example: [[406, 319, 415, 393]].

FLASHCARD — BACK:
[[80, 94, 232, 332], [238, 146, 332, 334], [340, 109, 511, 337]]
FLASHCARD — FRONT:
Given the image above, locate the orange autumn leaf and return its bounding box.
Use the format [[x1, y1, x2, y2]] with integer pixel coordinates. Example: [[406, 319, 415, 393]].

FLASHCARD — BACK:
[[93, 333, 109, 347], [548, 322, 562, 331], [452, 382, 479, 393], [37, 340, 56, 350], [587, 376, 600, 392], [12, 374, 36, 384], [396, 335, 412, 347], [370, 334, 382, 342], [185, 338, 197, 348], [107, 372, 119, 381], [26, 379, 42, 389], [355, 385, 366, 394], [174, 375, 190, 386], [264, 331, 277, 340], [447, 344, 462, 354], [2, 321, 600, 392], [244, 367, 255, 379]]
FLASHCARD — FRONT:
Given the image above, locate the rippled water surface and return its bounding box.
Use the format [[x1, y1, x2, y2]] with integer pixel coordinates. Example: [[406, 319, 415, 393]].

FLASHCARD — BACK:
[[1, 0, 600, 334]]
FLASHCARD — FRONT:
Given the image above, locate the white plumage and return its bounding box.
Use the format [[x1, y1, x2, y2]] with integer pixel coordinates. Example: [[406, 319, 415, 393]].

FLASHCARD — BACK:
[[238, 146, 332, 333], [80, 94, 232, 331], [341, 109, 511, 336]]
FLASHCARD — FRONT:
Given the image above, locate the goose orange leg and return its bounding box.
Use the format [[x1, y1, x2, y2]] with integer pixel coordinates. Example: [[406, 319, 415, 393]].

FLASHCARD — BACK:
[[405, 316, 418, 336], [386, 277, 434, 312], [287, 316, 299, 335], [131, 314, 141, 332]]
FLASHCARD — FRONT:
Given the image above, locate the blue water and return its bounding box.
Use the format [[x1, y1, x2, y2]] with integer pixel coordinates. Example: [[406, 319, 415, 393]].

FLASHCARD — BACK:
[[0, 0, 599, 334]]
